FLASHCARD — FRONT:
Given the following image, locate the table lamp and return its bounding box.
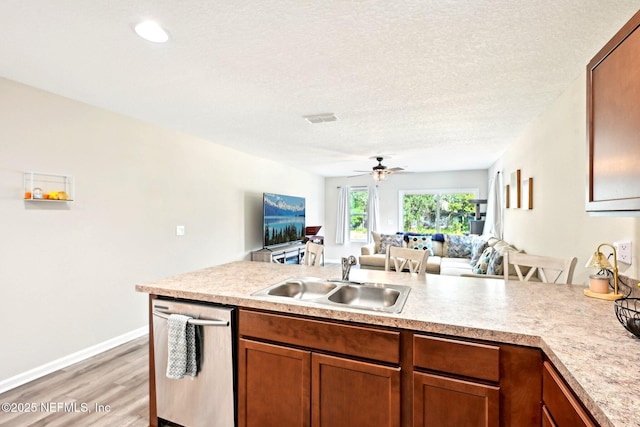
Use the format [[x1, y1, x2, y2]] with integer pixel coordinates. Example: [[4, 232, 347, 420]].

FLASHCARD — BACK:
[[584, 243, 624, 300]]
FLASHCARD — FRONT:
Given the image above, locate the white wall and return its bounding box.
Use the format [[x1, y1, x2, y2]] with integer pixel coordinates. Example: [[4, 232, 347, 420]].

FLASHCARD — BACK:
[[0, 78, 324, 382], [324, 170, 488, 261], [498, 73, 640, 284]]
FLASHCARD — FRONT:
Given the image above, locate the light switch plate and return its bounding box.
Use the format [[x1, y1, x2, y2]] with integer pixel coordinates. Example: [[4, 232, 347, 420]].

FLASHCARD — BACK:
[[176, 225, 185, 236], [614, 240, 632, 264]]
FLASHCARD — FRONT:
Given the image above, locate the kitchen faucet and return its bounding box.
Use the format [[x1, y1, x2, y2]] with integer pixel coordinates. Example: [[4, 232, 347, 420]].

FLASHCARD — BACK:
[[341, 256, 357, 281]]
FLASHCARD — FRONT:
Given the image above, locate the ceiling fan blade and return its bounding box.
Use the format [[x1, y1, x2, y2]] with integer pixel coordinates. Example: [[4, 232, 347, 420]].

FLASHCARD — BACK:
[[389, 167, 404, 172]]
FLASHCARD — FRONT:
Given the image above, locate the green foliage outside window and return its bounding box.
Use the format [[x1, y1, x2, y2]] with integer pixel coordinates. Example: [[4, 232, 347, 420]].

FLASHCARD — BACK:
[[350, 188, 368, 241], [402, 192, 475, 235]]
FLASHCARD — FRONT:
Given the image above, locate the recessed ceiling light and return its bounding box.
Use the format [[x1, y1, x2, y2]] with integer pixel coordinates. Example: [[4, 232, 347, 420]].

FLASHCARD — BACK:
[[134, 20, 169, 43]]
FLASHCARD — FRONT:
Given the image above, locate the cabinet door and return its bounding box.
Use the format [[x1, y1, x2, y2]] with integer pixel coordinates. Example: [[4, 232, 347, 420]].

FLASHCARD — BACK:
[[542, 405, 557, 427], [542, 362, 596, 427], [413, 372, 499, 427], [312, 353, 401, 427], [238, 339, 311, 427]]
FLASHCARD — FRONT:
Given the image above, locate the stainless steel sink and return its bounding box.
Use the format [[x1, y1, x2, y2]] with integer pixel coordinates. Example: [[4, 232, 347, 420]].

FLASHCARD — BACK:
[[265, 279, 338, 300], [252, 277, 411, 313], [328, 285, 400, 308]]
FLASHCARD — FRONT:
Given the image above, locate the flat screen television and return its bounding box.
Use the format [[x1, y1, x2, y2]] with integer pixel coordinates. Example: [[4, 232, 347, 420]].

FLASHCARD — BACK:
[[263, 193, 306, 248]]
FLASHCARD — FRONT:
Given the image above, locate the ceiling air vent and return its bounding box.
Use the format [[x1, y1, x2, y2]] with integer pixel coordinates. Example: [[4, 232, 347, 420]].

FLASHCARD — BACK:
[[303, 113, 338, 124]]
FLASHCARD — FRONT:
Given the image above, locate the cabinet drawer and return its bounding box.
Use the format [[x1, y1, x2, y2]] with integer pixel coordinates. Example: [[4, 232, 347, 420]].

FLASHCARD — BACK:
[[239, 309, 400, 364], [542, 361, 596, 427], [413, 335, 500, 382]]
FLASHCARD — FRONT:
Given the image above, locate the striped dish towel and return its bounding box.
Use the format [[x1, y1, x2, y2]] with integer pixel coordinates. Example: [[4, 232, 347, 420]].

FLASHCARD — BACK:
[[166, 314, 198, 379]]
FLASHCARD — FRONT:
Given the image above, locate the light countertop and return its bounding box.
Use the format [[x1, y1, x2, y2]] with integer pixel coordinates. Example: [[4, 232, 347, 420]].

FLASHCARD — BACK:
[[136, 261, 640, 427]]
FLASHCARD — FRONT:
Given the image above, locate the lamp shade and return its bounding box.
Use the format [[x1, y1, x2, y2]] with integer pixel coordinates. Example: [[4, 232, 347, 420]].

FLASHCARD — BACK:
[[373, 170, 387, 182], [585, 251, 613, 269]]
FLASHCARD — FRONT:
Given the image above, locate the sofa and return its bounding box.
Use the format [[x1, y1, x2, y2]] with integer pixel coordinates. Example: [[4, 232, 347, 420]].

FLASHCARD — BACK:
[[359, 232, 519, 277]]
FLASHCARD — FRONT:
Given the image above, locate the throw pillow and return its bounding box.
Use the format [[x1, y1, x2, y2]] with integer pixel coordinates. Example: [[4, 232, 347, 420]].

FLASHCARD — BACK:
[[469, 236, 489, 266], [487, 249, 506, 276], [407, 235, 434, 255], [445, 235, 473, 258], [379, 234, 403, 254], [473, 246, 494, 274]]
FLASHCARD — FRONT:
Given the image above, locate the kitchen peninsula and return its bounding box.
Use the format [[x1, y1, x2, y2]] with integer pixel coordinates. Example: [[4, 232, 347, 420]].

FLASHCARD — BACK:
[[136, 261, 640, 427]]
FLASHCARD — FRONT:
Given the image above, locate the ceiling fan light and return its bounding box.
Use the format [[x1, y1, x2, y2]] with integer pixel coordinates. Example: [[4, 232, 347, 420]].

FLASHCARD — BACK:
[[373, 170, 387, 182]]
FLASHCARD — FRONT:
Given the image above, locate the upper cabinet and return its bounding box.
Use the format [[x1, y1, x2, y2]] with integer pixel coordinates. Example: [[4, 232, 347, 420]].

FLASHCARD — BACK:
[[587, 10, 640, 213]]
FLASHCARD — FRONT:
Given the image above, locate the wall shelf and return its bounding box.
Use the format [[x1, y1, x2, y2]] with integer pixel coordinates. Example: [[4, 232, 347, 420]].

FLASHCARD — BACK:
[[23, 172, 75, 202]]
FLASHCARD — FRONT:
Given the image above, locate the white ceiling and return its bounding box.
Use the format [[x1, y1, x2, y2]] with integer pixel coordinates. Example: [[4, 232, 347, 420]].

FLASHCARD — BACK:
[[2, 1, 639, 177]]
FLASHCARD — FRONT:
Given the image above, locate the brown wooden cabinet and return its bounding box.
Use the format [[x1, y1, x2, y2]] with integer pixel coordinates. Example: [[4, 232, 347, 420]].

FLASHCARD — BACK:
[[542, 361, 598, 427], [312, 353, 401, 427], [238, 339, 401, 427], [586, 9, 640, 212], [238, 339, 310, 427], [147, 299, 604, 427], [237, 308, 599, 427], [238, 309, 402, 427], [412, 334, 542, 427], [413, 372, 499, 427], [413, 335, 500, 427], [542, 405, 557, 427]]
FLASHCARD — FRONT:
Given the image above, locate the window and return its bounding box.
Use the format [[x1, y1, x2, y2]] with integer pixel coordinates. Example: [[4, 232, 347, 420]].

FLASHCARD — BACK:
[[349, 187, 369, 241], [400, 190, 477, 235]]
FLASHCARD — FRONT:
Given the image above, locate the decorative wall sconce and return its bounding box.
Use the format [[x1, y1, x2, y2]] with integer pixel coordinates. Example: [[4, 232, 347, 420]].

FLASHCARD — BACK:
[[584, 243, 625, 300]]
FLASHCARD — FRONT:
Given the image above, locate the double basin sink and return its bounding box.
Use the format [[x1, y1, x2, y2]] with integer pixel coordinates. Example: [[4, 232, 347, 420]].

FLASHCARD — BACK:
[[252, 277, 411, 313]]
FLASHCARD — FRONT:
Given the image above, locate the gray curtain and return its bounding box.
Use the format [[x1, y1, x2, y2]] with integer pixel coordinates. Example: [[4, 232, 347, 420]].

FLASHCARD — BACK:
[[483, 171, 503, 239], [335, 186, 349, 244], [367, 185, 380, 243]]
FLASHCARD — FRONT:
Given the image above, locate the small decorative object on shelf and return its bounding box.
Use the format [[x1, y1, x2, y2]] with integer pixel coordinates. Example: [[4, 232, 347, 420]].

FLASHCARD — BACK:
[[23, 172, 75, 202]]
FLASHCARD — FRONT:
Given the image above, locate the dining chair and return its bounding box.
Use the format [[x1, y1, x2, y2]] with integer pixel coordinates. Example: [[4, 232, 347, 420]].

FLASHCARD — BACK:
[[304, 241, 324, 266], [385, 246, 429, 275], [504, 251, 577, 284]]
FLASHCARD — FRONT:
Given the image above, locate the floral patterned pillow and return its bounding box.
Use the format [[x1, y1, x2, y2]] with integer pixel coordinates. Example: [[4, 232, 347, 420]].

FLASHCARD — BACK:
[[407, 235, 434, 255], [473, 247, 494, 274], [487, 249, 505, 275], [469, 236, 489, 266], [379, 234, 403, 254], [445, 235, 473, 258]]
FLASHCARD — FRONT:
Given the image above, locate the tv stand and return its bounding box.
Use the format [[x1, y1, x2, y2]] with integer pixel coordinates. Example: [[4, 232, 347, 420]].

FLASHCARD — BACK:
[[251, 243, 306, 264]]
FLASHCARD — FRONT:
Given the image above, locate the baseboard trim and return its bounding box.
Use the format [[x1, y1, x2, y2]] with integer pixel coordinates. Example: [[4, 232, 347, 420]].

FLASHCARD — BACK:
[[0, 326, 148, 394]]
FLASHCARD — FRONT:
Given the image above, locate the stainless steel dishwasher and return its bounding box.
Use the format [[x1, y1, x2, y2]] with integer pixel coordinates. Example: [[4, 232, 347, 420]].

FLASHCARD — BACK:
[[152, 298, 235, 427]]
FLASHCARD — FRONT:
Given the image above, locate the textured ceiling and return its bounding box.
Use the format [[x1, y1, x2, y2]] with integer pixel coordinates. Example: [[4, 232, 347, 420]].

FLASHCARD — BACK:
[[1, 1, 639, 176]]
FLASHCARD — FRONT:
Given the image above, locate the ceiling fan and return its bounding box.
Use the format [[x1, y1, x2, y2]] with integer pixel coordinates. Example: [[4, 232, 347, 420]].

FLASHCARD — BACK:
[[354, 156, 405, 182]]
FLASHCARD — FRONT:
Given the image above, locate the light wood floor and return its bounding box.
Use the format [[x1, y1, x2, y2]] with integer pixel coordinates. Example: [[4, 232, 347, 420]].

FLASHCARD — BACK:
[[0, 336, 149, 427]]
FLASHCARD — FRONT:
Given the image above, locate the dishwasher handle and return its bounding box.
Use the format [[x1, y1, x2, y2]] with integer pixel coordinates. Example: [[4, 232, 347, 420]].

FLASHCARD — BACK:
[[153, 309, 229, 327]]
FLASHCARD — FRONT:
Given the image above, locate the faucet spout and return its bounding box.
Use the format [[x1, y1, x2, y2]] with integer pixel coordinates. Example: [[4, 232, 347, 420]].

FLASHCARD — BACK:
[[341, 256, 357, 281]]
